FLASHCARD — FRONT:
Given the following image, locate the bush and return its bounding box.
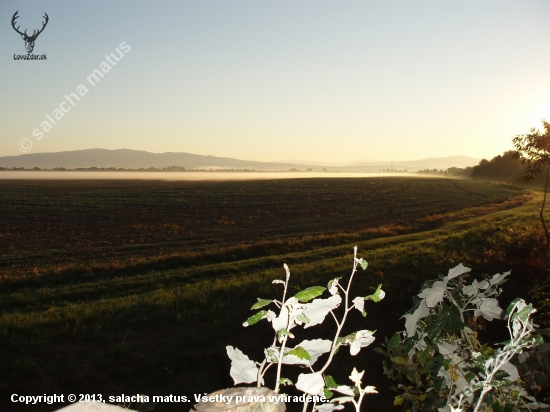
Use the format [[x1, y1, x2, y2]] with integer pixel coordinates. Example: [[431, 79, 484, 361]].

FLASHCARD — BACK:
[[376, 264, 547, 411]]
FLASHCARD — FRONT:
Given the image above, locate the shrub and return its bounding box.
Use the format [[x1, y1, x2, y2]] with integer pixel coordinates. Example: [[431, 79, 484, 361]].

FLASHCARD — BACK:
[[226, 247, 384, 412], [376, 264, 547, 411]]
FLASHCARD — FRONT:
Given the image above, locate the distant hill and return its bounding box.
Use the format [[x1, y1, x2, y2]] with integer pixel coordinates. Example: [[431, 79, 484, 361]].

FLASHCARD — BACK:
[[348, 156, 480, 170], [0, 149, 310, 170], [0, 149, 480, 171]]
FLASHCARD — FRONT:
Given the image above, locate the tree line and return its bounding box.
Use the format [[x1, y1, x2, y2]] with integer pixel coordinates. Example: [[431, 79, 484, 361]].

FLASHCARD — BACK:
[[418, 151, 541, 186]]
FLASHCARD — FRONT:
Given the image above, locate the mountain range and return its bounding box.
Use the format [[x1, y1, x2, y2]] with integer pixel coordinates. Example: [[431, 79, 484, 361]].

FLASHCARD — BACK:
[[0, 149, 480, 171]]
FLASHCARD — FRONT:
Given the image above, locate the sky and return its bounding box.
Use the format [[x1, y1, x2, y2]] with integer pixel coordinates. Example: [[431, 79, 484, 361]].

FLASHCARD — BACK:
[[1, 1, 550, 164]]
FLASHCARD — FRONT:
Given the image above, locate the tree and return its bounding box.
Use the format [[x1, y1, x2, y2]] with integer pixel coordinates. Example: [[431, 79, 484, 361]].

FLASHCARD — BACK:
[[512, 119, 550, 250], [470, 151, 526, 183]]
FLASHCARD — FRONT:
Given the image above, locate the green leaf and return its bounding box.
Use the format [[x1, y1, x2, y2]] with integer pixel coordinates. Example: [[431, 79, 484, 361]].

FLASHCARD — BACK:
[[417, 346, 430, 368], [434, 376, 445, 392], [294, 286, 326, 302], [358, 258, 368, 270], [365, 284, 384, 302], [243, 310, 267, 327], [251, 298, 273, 310], [295, 314, 310, 324], [423, 354, 444, 375], [403, 337, 416, 354], [278, 377, 293, 386], [442, 306, 464, 332], [327, 277, 342, 290], [394, 395, 404, 406], [427, 306, 464, 341], [323, 389, 333, 399], [392, 356, 410, 365], [287, 346, 311, 360], [324, 375, 338, 389], [480, 344, 494, 357], [516, 303, 534, 324], [277, 328, 294, 342], [464, 372, 476, 382], [387, 332, 401, 352], [507, 298, 523, 315], [426, 316, 446, 342], [373, 347, 385, 355]]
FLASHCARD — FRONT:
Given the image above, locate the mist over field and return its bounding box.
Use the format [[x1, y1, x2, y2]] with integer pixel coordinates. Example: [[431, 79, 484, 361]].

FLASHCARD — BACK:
[[0, 171, 416, 180]]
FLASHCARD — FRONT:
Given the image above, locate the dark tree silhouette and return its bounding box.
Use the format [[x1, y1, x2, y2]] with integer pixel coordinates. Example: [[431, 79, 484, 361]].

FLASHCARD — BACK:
[[470, 151, 526, 183], [512, 120, 550, 250]]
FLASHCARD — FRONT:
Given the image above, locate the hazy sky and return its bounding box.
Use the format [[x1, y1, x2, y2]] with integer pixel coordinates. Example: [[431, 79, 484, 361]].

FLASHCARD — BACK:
[[1, 1, 549, 164]]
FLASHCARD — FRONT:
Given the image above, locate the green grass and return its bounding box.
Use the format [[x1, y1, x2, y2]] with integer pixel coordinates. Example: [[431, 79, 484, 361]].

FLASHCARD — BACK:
[[0, 178, 545, 411]]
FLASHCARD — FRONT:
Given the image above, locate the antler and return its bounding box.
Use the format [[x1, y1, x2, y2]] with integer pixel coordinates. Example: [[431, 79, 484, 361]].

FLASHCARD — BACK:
[[11, 11, 49, 40], [29, 13, 49, 39], [11, 11, 26, 36]]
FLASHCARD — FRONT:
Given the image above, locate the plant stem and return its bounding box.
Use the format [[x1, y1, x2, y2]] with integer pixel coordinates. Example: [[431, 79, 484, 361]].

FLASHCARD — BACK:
[[257, 359, 266, 387], [446, 291, 475, 349], [319, 259, 359, 374], [274, 335, 288, 393]]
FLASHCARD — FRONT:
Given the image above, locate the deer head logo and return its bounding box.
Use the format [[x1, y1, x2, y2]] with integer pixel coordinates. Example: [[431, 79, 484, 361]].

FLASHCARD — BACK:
[[11, 11, 49, 54]]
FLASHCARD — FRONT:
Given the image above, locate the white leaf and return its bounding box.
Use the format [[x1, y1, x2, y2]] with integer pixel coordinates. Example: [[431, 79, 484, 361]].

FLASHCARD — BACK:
[[271, 297, 305, 332], [476, 279, 490, 290], [437, 368, 452, 389], [272, 305, 289, 332], [226, 346, 258, 384], [331, 397, 355, 404], [296, 372, 325, 395], [525, 401, 550, 409], [454, 374, 469, 393], [489, 271, 510, 286], [444, 263, 471, 286], [513, 319, 522, 338], [272, 279, 285, 285], [333, 385, 355, 396], [463, 279, 489, 297], [418, 281, 446, 307], [266, 310, 277, 322], [479, 298, 505, 321], [282, 339, 332, 366], [328, 278, 340, 295], [361, 386, 378, 395], [284, 263, 291, 282], [264, 346, 279, 363], [349, 367, 364, 387], [518, 351, 530, 363], [402, 300, 429, 338], [437, 342, 459, 356], [501, 361, 519, 381], [349, 330, 375, 356], [302, 295, 342, 328], [315, 404, 344, 412], [352, 296, 364, 314]]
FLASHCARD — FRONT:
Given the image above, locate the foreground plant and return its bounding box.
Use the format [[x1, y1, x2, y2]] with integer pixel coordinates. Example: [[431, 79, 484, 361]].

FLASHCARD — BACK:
[[377, 264, 547, 411], [226, 247, 384, 412]]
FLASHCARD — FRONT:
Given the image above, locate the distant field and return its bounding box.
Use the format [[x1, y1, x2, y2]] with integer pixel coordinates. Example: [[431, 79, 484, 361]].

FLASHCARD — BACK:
[[0, 177, 526, 277], [0, 177, 542, 412]]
